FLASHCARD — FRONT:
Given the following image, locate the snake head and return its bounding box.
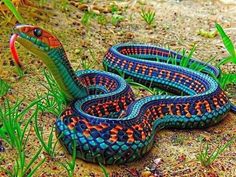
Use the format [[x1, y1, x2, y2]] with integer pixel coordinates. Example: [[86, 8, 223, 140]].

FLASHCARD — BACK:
[[10, 24, 62, 68]]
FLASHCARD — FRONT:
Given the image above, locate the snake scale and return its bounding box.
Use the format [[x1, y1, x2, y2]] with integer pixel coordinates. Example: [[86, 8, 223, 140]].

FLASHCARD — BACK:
[[10, 25, 235, 164]]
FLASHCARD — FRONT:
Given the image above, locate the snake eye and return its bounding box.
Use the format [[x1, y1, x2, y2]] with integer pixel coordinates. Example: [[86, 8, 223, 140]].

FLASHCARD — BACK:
[[33, 28, 42, 37]]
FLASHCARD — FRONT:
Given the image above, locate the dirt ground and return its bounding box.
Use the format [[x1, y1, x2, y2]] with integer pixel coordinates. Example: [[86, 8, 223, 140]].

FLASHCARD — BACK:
[[0, 0, 236, 176]]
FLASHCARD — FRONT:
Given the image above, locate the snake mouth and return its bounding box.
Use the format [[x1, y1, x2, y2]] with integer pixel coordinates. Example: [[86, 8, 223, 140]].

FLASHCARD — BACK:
[[10, 24, 51, 68], [10, 24, 33, 67]]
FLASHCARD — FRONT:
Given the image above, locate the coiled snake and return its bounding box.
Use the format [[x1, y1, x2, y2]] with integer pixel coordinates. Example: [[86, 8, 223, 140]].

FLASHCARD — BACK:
[[10, 25, 235, 164]]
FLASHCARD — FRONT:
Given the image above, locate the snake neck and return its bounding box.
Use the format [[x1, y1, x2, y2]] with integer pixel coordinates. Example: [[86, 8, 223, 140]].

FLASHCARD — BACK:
[[45, 47, 88, 101]]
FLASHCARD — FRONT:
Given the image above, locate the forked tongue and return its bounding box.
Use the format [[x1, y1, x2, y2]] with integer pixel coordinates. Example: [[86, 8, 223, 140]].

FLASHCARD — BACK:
[[10, 34, 22, 68]]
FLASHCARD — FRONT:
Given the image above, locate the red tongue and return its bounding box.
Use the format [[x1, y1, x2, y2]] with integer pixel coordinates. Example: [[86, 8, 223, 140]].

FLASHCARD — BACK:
[[10, 34, 22, 67]]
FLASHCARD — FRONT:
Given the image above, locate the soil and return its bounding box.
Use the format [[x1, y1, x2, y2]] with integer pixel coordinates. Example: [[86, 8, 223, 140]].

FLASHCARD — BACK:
[[0, 0, 235, 176]]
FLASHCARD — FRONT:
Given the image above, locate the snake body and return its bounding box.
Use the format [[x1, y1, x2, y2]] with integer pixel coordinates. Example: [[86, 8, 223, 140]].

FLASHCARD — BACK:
[[11, 25, 233, 165]]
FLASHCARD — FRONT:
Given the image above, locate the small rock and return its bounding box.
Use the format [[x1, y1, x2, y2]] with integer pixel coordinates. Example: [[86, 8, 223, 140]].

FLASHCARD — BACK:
[[0, 139, 5, 152], [125, 32, 135, 39], [154, 158, 162, 165], [141, 170, 152, 177], [177, 154, 186, 162], [77, 4, 89, 11], [126, 168, 139, 176], [207, 172, 219, 177], [93, 6, 109, 13], [0, 146, 5, 152]]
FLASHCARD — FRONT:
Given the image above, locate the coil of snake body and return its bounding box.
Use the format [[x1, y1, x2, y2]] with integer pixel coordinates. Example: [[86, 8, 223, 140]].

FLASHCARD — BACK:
[[10, 25, 235, 164]]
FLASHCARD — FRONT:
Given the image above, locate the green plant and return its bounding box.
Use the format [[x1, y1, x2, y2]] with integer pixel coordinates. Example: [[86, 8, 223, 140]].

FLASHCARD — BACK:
[[140, 9, 156, 26], [111, 14, 124, 26], [108, 3, 124, 26], [16, 65, 25, 78], [99, 162, 109, 177], [196, 137, 235, 167], [2, 0, 24, 23], [217, 73, 236, 90], [159, 46, 217, 78], [97, 14, 107, 25], [54, 0, 69, 11], [34, 109, 59, 158], [110, 4, 119, 14], [57, 140, 77, 177], [81, 12, 91, 26], [37, 69, 66, 116], [4, 147, 45, 177], [0, 79, 10, 97], [81, 59, 93, 70], [0, 99, 45, 177], [188, 56, 217, 75], [80, 49, 97, 70], [0, 99, 40, 149], [215, 23, 236, 66], [179, 45, 196, 67], [81, 11, 96, 26]]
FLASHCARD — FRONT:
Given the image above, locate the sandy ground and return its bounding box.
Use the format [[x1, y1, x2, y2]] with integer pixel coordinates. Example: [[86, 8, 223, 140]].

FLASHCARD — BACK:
[[0, 0, 236, 176]]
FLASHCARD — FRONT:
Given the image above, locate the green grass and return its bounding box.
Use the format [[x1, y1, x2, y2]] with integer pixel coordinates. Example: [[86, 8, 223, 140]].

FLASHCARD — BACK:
[[196, 137, 235, 167], [179, 45, 196, 67], [99, 162, 109, 177], [57, 140, 77, 177], [217, 73, 236, 90], [33, 70, 67, 157], [0, 99, 40, 149], [110, 4, 119, 14], [2, 0, 24, 23], [81, 58, 94, 70], [215, 23, 236, 88], [0, 79, 10, 97], [163, 46, 214, 74], [4, 147, 45, 177], [97, 14, 108, 25], [37, 69, 67, 116], [159, 45, 235, 90], [34, 108, 59, 158], [16, 66, 25, 78], [0, 99, 45, 177], [81, 11, 96, 26], [111, 14, 124, 26], [215, 23, 236, 66], [140, 9, 156, 26]]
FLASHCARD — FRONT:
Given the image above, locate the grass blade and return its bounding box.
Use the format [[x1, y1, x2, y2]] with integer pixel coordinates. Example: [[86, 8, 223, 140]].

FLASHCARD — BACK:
[[23, 147, 44, 175], [2, 0, 24, 23], [215, 23, 235, 58], [99, 162, 109, 177]]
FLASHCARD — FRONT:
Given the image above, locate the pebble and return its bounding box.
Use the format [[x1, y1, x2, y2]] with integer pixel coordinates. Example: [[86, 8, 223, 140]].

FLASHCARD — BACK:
[[126, 168, 139, 176], [0, 139, 5, 152], [141, 170, 152, 177], [153, 158, 162, 165]]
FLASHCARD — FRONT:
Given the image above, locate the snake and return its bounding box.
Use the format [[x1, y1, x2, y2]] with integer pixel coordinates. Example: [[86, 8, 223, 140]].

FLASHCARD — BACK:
[[10, 24, 235, 165]]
